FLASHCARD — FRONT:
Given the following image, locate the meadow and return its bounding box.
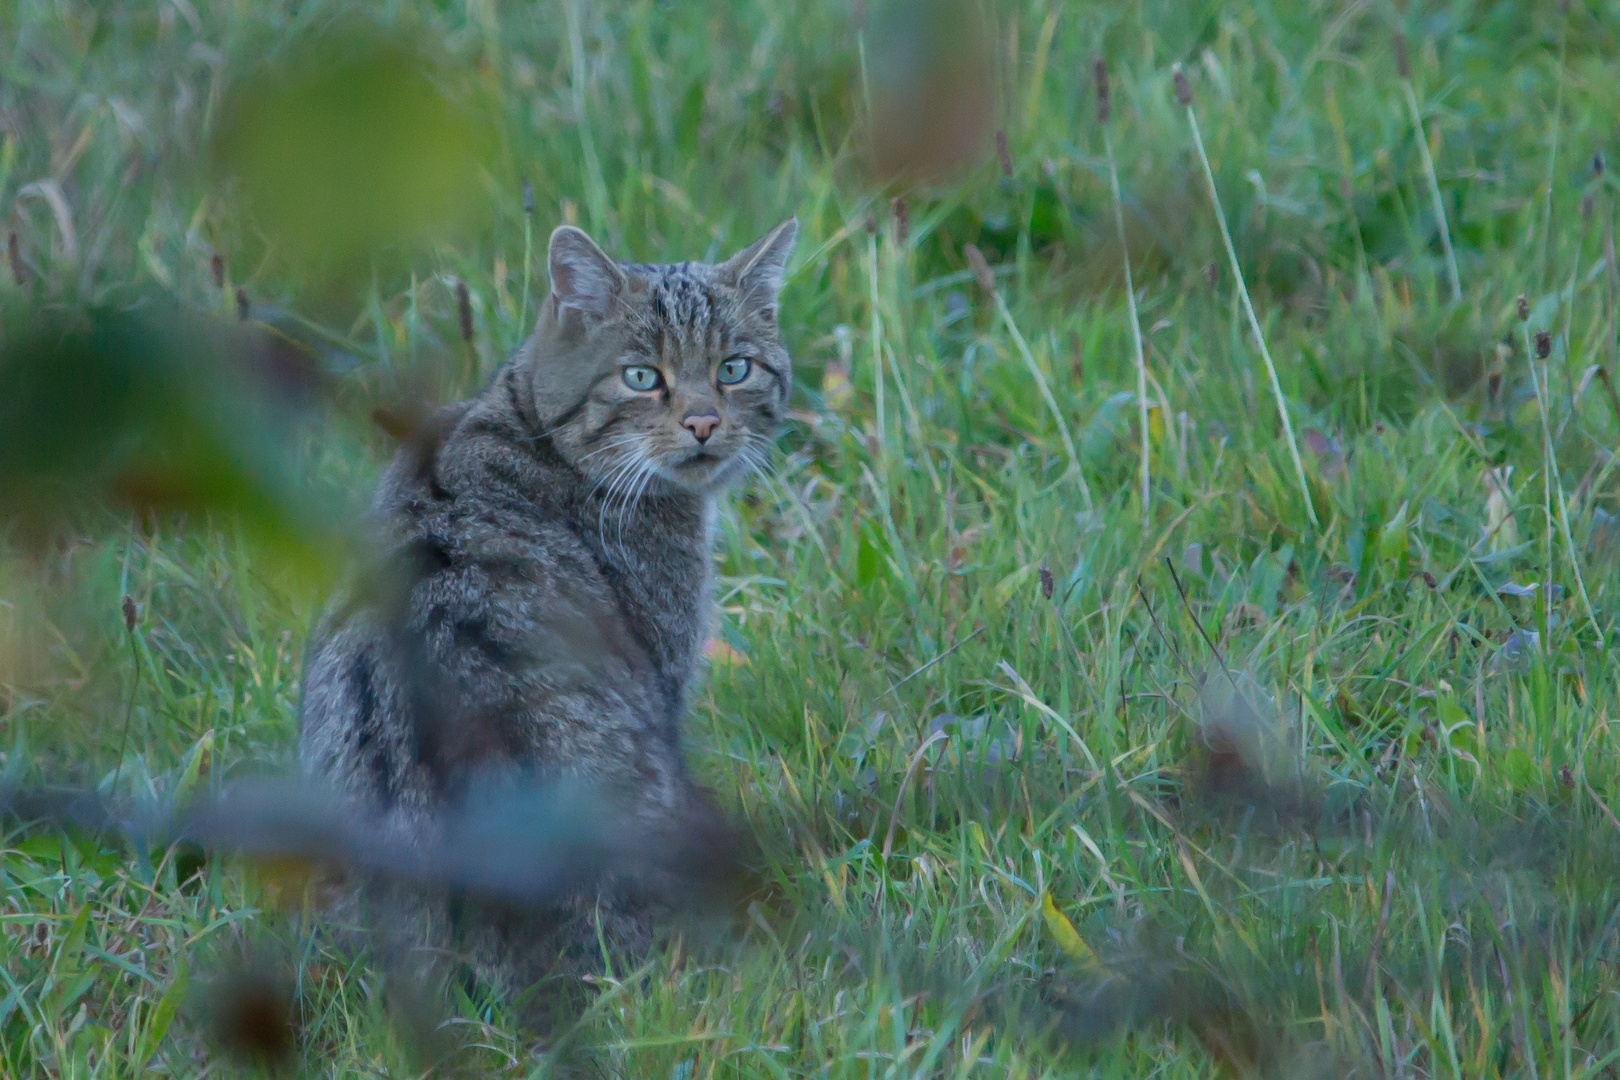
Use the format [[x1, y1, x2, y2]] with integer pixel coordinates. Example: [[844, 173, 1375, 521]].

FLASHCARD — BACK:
[[4, 0, 1620, 1076]]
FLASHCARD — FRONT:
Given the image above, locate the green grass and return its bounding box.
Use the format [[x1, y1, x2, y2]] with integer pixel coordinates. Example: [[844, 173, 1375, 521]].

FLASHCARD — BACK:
[[6, 0, 1620, 1075]]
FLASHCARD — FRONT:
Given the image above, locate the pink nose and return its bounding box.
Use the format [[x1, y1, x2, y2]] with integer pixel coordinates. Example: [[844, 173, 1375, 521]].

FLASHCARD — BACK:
[[683, 414, 720, 443]]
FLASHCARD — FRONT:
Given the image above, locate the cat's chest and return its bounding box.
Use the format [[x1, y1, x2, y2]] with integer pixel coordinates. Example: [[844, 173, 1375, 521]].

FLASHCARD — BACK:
[[583, 495, 714, 692]]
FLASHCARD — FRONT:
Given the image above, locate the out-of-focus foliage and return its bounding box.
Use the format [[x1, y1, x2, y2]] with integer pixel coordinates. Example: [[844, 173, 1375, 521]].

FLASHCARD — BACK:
[[210, 21, 496, 285], [0, 304, 351, 586]]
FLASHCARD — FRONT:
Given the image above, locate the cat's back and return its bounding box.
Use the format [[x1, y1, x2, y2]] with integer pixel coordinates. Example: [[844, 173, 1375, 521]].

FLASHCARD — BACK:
[[298, 387, 650, 809]]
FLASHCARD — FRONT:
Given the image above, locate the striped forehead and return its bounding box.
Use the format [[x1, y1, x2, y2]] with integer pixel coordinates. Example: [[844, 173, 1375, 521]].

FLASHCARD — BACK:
[[625, 264, 735, 357]]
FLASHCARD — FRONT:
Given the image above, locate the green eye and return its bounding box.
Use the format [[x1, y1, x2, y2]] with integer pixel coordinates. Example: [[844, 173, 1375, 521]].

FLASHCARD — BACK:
[[717, 357, 752, 385], [622, 366, 662, 392]]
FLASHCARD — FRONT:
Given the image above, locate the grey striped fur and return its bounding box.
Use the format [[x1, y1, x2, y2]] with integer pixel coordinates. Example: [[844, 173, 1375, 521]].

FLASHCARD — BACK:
[[298, 218, 797, 1002]]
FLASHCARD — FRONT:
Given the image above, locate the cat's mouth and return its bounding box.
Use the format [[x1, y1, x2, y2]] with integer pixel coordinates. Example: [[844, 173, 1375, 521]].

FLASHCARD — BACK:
[[675, 449, 724, 469]]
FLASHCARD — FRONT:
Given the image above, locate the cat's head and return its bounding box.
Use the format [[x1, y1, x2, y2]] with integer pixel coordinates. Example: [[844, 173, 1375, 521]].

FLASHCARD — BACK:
[[524, 218, 797, 496]]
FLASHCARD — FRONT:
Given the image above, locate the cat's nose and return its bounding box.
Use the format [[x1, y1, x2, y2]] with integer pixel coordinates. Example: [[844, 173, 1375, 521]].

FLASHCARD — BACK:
[[682, 413, 721, 443]]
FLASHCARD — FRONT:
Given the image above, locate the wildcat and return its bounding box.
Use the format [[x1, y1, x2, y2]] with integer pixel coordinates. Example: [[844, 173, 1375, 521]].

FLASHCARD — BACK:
[[297, 217, 797, 1005]]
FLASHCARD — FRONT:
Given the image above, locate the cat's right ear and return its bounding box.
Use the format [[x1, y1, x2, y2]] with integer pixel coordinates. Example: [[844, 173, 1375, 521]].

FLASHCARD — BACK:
[[548, 225, 626, 320]]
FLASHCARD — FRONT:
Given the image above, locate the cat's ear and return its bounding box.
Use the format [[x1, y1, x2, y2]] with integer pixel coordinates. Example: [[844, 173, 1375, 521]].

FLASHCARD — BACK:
[[548, 225, 626, 320], [720, 217, 797, 318]]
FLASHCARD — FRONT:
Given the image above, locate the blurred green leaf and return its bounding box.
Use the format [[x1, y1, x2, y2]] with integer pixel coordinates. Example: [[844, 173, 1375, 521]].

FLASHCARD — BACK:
[[210, 23, 494, 280], [0, 306, 352, 591], [1500, 747, 1538, 791]]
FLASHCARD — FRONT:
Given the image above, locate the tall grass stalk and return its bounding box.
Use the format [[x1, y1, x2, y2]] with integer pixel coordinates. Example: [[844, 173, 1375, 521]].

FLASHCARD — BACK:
[[1529, 353, 1603, 643], [1176, 68, 1318, 529], [866, 233, 889, 474], [518, 178, 534, 337], [1394, 34, 1463, 304], [965, 243, 1089, 508], [1538, 14, 1570, 292], [1097, 59, 1152, 513], [566, 0, 609, 233]]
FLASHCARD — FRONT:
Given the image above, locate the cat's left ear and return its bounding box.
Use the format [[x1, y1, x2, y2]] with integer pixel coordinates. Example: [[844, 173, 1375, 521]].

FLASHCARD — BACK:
[[720, 217, 797, 319]]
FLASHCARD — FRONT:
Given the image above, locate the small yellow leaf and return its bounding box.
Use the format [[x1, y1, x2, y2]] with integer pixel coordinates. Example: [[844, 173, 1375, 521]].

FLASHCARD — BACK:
[[1041, 892, 1100, 968], [173, 731, 214, 809], [821, 361, 853, 411], [704, 639, 747, 665]]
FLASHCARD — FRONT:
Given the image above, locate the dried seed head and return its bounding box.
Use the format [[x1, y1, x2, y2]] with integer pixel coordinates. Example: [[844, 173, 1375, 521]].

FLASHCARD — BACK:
[[7, 231, 24, 286], [1421, 570, 1437, 589], [963, 243, 995, 295], [1594, 150, 1606, 178], [1516, 294, 1530, 322], [1039, 558, 1054, 600], [1582, 193, 1595, 222], [995, 130, 1013, 177], [521, 177, 534, 215], [1535, 329, 1552, 360], [1203, 261, 1220, 288], [889, 196, 909, 244], [1093, 58, 1110, 125], [210, 253, 225, 289], [121, 595, 138, 633], [1559, 763, 1576, 788], [1172, 64, 1192, 106], [1392, 32, 1411, 80], [863, 210, 878, 235], [235, 287, 251, 322], [455, 279, 474, 343]]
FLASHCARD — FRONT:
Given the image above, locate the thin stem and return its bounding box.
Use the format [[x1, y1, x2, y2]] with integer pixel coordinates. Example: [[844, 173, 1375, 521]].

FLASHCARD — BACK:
[[1400, 80, 1462, 304], [1182, 105, 1319, 529], [1539, 18, 1569, 293], [1530, 354, 1603, 643], [566, 0, 608, 233], [990, 288, 1090, 509], [1104, 126, 1152, 513], [1527, 323, 1555, 634], [518, 210, 534, 339], [866, 234, 889, 474], [109, 623, 143, 804]]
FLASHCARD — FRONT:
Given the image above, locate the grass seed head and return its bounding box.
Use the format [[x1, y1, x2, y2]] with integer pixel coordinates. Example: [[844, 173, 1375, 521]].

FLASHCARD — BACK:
[[1093, 58, 1109, 125], [1595, 150, 1606, 178], [1535, 329, 1551, 360], [1172, 63, 1192, 105], [1582, 193, 1595, 221], [889, 196, 909, 244], [963, 243, 994, 295], [1516, 294, 1530, 322], [1203, 261, 1219, 288], [1039, 558, 1054, 599], [210, 253, 225, 289], [455, 278, 474, 342], [521, 176, 534, 215], [235, 286, 251, 322], [121, 595, 137, 633], [1393, 32, 1411, 79], [995, 129, 1013, 176]]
